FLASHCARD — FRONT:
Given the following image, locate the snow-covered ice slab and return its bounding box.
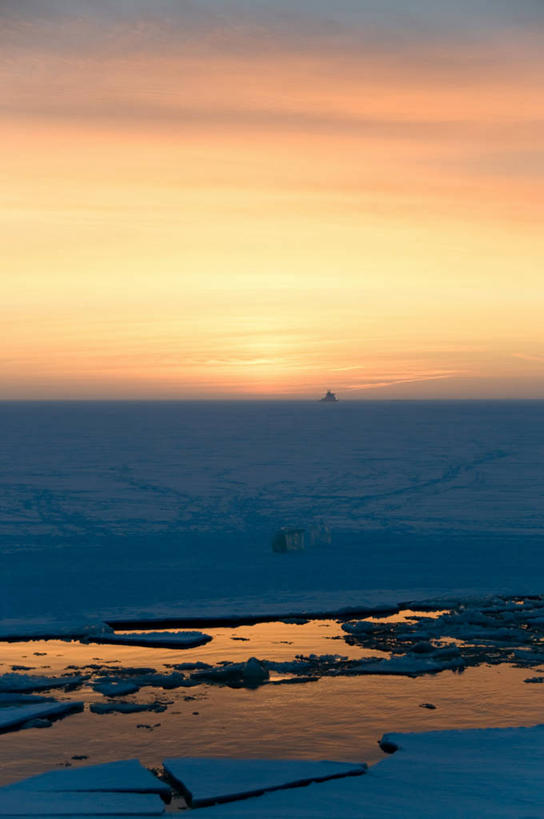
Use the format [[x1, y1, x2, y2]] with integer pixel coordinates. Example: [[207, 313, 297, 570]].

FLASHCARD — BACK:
[[0, 790, 164, 815], [0, 694, 53, 705], [194, 725, 544, 817], [88, 631, 212, 649], [0, 620, 114, 642], [6, 760, 169, 796], [0, 674, 86, 693], [93, 681, 141, 697], [352, 655, 463, 676], [90, 701, 166, 715], [162, 758, 366, 807], [0, 702, 83, 733]]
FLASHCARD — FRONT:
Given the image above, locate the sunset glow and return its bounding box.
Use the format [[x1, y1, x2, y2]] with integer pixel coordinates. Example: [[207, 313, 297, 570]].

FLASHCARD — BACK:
[[2, 1, 543, 398]]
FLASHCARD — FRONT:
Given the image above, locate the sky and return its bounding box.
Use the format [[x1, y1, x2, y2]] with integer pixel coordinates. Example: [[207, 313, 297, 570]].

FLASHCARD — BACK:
[[2, 0, 543, 398]]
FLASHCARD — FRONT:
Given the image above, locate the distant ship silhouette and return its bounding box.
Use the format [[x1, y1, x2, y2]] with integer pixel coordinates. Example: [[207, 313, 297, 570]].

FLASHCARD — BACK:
[[320, 390, 338, 402]]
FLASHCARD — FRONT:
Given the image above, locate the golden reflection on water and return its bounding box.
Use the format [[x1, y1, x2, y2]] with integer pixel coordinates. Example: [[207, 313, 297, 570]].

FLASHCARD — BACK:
[[0, 617, 542, 787], [364, 609, 449, 624], [0, 620, 385, 673]]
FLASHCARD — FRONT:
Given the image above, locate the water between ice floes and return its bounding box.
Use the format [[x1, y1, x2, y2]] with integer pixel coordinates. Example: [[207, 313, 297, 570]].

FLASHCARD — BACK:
[[1, 614, 543, 788]]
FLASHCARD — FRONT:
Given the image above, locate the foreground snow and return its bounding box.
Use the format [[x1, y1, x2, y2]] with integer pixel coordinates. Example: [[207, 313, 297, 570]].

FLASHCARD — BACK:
[[0, 791, 164, 816], [2, 726, 543, 817], [5, 759, 169, 795], [163, 758, 366, 807], [0, 760, 166, 816], [196, 725, 544, 817]]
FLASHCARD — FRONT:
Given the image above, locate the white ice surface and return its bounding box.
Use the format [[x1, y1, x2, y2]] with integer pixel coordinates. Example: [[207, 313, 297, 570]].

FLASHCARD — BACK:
[[195, 725, 544, 817], [162, 758, 365, 807], [0, 702, 82, 732], [2, 402, 544, 629], [0, 790, 164, 815], [5, 760, 169, 795]]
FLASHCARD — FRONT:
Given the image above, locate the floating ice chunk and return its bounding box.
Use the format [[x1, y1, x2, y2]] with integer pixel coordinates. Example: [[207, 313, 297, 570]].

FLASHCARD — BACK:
[[408, 641, 435, 654], [90, 701, 166, 715], [90, 671, 190, 692], [191, 658, 269, 688], [162, 758, 366, 807], [5, 759, 169, 795], [86, 631, 212, 649], [341, 620, 385, 635], [431, 645, 461, 660], [0, 693, 53, 705], [514, 649, 544, 665], [352, 655, 463, 676], [241, 658, 269, 685], [0, 621, 114, 642], [93, 680, 141, 697], [0, 673, 86, 693], [129, 671, 191, 689], [0, 701, 83, 733]]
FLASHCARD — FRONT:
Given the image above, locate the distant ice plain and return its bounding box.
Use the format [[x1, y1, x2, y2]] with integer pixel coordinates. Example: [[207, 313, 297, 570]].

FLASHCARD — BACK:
[[1, 400, 543, 626]]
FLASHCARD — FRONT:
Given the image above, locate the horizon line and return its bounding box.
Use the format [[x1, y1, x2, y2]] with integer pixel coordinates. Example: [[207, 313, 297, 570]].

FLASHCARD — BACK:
[[1, 397, 544, 403]]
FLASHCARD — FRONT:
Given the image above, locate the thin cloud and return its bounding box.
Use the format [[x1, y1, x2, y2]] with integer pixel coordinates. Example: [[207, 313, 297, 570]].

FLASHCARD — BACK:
[[344, 372, 460, 391], [512, 353, 544, 364]]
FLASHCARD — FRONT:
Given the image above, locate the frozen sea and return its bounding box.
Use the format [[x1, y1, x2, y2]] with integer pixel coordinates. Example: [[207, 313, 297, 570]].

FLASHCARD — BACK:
[[1, 400, 543, 627]]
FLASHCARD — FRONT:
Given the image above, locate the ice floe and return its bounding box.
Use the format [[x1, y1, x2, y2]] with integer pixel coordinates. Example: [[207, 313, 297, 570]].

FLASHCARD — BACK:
[[92, 671, 190, 690], [190, 658, 269, 688], [0, 674, 87, 693], [0, 701, 83, 733], [90, 701, 167, 715], [87, 631, 212, 649], [5, 759, 169, 795], [162, 757, 366, 807], [194, 725, 544, 817], [350, 655, 464, 676], [0, 693, 53, 705], [0, 760, 167, 816], [92, 680, 141, 697]]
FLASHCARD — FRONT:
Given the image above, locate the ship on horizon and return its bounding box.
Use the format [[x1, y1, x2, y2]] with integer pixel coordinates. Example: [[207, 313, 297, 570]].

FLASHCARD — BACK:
[[320, 390, 338, 402]]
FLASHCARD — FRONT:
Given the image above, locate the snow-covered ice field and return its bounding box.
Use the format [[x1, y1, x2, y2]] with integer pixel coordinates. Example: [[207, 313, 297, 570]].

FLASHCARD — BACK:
[[1, 400, 543, 627]]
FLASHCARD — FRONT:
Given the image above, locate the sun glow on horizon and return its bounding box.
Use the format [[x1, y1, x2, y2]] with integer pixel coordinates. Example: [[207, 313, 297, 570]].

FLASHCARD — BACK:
[[2, 1, 543, 398]]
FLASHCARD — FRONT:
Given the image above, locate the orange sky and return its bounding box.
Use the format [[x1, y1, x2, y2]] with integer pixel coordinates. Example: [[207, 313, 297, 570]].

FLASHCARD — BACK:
[[2, 1, 543, 398]]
